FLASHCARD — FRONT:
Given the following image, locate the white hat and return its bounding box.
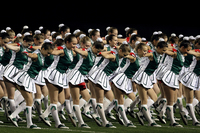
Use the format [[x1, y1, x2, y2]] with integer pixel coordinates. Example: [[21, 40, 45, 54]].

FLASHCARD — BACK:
[[171, 33, 176, 37], [117, 34, 123, 38], [189, 36, 195, 40], [122, 41, 128, 44], [153, 31, 158, 35], [183, 36, 189, 41], [65, 33, 71, 37], [23, 25, 29, 29], [34, 30, 41, 35], [51, 31, 56, 36], [24, 32, 30, 36], [39, 26, 43, 30], [106, 27, 111, 31], [179, 34, 184, 38], [125, 27, 130, 32], [16, 33, 22, 37], [58, 23, 64, 28], [96, 38, 103, 42], [73, 29, 80, 35], [79, 34, 86, 39], [88, 28, 93, 33], [159, 38, 165, 42], [6, 27, 11, 31]]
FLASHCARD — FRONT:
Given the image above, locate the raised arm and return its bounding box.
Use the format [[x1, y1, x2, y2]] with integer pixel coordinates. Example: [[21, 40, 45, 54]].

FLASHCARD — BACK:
[[5, 43, 20, 52], [99, 51, 116, 61], [74, 47, 88, 58]]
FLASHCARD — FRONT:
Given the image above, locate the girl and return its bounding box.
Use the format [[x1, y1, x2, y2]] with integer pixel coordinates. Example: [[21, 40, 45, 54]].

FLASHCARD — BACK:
[[8, 42, 54, 129], [179, 46, 200, 126], [89, 38, 129, 128], [58, 24, 70, 39], [44, 35, 86, 128], [111, 44, 139, 127], [133, 41, 167, 127], [3, 33, 33, 119], [157, 40, 192, 127], [68, 36, 104, 128], [89, 29, 100, 45]]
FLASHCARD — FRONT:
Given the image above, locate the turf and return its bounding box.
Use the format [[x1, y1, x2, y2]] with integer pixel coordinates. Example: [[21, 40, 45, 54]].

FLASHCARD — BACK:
[[1, 107, 200, 133]]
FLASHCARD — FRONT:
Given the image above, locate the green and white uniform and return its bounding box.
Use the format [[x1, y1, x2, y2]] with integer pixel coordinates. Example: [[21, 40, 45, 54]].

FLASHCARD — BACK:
[[180, 53, 200, 90], [112, 57, 140, 94], [0, 46, 5, 80], [68, 47, 96, 86], [34, 54, 54, 86], [4, 45, 29, 82], [160, 49, 184, 89], [45, 45, 73, 88], [12, 49, 45, 93], [133, 51, 160, 89], [89, 46, 119, 91]]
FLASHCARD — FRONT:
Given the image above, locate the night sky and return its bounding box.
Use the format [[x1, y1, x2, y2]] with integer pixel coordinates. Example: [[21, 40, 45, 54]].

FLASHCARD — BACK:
[[2, 2, 199, 40]]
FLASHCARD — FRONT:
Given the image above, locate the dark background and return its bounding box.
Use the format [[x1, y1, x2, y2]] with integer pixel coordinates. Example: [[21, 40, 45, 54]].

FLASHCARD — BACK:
[[2, 2, 199, 40]]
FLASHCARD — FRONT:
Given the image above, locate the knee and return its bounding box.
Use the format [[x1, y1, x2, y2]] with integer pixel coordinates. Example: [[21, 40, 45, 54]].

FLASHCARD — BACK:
[[97, 97, 104, 103], [26, 97, 33, 106], [118, 98, 124, 105]]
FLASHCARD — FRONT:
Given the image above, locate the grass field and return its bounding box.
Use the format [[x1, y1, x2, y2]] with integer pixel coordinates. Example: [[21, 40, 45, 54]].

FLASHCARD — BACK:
[[1, 106, 200, 133]]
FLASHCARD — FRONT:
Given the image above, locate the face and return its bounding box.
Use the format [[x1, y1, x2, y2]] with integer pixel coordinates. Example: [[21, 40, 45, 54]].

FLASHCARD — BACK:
[[92, 32, 100, 42], [34, 38, 44, 46], [45, 31, 51, 40], [156, 46, 167, 55], [2, 38, 9, 46], [66, 37, 78, 49], [137, 46, 148, 57], [23, 41, 33, 48], [179, 46, 191, 54], [92, 46, 103, 55], [9, 34, 15, 42], [41, 48, 53, 57], [112, 29, 118, 37], [194, 43, 200, 49], [109, 36, 118, 47], [81, 41, 91, 49], [118, 49, 130, 58]]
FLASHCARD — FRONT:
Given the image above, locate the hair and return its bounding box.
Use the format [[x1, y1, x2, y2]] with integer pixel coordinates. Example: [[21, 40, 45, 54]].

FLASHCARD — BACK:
[[169, 36, 178, 44], [41, 42, 54, 50], [195, 38, 200, 45], [135, 43, 147, 52], [93, 41, 104, 49], [150, 34, 160, 42], [64, 34, 76, 43], [52, 32, 60, 40], [178, 37, 184, 43], [89, 29, 99, 38], [6, 29, 15, 36], [14, 36, 23, 43], [107, 27, 118, 35], [58, 25, 70, 33], [106, 34, 116, 44], [0, 33, 9, 39], [126, 28, 137, 37], [40, 27, 50, 35], [75, 31, 85, 38], [54, 39, 64, 46], [33, 34, 44, 40], [180, 40, 191, 48], [21, 28, 32, 35], [80, 36, 90, 44], [119, 44, 130, 52], [23, 35, 34, 42], [130, 34, 141, 43], [156, 41, 168, 48]]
